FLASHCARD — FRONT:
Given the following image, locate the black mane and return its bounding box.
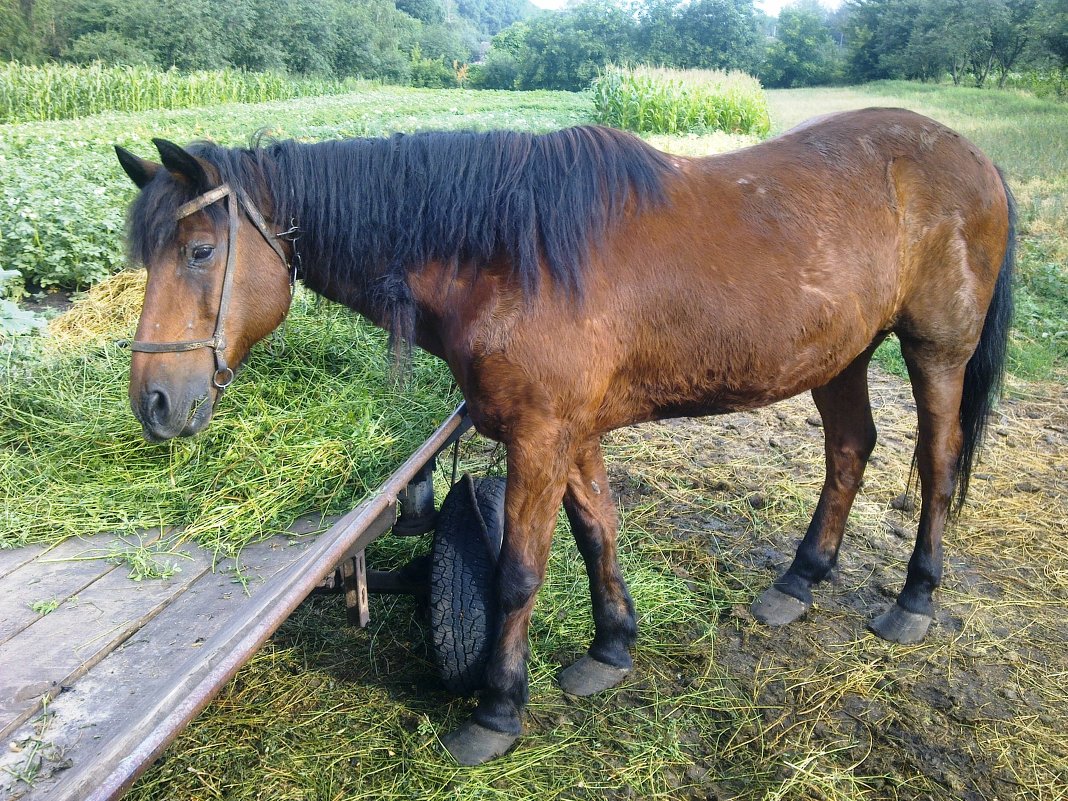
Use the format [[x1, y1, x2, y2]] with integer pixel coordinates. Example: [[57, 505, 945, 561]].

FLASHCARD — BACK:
[[127, 126, 676, 346]]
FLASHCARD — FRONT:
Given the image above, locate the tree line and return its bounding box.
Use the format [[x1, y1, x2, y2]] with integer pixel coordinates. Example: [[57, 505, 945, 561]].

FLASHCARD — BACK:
[[1, 0, 1065, 92], [472, 0, 1066, 92], [0, 0, 534, 84]]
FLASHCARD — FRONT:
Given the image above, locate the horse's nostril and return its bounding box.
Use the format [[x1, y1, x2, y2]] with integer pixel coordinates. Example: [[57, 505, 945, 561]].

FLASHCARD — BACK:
[[143, 389, 169, 426]]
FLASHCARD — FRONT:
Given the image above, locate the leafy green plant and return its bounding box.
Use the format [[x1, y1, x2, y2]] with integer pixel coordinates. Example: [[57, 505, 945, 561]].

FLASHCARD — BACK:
[[0, 269, 43, 337], [593, 65, 771, 137], [0, 86, 588, 291], [29, 598, 60, 615]]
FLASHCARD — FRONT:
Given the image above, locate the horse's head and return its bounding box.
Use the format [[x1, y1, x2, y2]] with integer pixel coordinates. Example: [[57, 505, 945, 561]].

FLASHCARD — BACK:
[[115, 140, 293, 441]]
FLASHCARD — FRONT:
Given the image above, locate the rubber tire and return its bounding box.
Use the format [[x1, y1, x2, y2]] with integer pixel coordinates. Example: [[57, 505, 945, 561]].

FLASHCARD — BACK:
[[429, 473, 506, 696]]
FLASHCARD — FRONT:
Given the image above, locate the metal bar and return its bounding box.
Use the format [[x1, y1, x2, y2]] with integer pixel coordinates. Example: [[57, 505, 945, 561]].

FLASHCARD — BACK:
[[79, 404, 468, 801], [366, 568, 429, 597], [343, 550, 370, 628], [394, 460, 437, 536]]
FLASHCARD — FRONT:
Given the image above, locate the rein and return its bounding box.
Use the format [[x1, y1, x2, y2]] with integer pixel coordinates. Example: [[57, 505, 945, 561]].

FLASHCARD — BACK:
[[127, 184, 290, 390]]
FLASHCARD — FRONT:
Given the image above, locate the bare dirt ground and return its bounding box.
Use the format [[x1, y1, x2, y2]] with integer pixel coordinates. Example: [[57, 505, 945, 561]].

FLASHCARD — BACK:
[[601, 368, 1068, 800]]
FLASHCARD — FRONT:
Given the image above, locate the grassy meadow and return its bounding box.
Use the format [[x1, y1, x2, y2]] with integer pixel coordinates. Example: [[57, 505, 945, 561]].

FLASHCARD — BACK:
[[1, 80, 1065, 800]]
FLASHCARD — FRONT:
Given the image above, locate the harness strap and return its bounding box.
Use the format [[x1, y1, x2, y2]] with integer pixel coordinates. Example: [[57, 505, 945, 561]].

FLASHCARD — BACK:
[[127, 338, 217, 353], [176, 184, 232, 219], [127, 182, 290, 391]]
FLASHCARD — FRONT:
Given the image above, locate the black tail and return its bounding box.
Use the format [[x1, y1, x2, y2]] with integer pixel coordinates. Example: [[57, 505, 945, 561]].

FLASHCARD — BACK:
[[955, 168, 1016, 510]]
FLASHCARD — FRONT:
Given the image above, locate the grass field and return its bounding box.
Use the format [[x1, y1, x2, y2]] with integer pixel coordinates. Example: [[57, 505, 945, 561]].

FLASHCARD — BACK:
[[2, 81, 1066, 800]]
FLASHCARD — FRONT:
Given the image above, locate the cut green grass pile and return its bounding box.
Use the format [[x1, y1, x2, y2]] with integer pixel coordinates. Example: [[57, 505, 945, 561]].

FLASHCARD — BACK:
[[0, 272, 458, 555]]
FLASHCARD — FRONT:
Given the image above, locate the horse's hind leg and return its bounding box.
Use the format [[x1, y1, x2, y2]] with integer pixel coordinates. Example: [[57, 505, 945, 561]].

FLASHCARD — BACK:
[[752, 341, 880, 626], [869, 343, 967, 644], [558, 439, 636, 696]]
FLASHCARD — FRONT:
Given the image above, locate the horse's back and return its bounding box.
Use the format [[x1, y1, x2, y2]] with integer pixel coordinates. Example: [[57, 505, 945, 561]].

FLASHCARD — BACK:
[[587, 108, 1011, 422]]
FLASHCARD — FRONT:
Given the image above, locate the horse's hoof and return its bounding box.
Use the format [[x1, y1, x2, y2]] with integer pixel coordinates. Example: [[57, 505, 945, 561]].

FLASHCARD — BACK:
[[751, 586, 810, 626], [559, 655, 631, 697], [442, 720, 519, 766], [868, 605, 933, 644]]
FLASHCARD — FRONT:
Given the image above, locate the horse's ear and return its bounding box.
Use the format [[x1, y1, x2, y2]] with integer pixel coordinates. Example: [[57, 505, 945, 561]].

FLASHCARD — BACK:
[[152, 138, 209, 189], [114, 145, 160, 189]]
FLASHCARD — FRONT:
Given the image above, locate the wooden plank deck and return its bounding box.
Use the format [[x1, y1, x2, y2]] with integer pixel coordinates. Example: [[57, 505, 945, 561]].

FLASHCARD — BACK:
[[0, 518, 335, 801], [0, 405, 468, 801]]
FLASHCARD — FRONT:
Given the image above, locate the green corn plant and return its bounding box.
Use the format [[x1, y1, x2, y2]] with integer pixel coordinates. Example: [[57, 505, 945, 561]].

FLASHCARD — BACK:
[[0, 62, 363, 124], [592, 65, 771, 138]]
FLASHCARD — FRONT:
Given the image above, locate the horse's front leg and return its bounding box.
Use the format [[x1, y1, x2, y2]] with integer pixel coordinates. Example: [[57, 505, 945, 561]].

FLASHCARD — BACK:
[[558, 438, 636, 696], [442, 428, 570, 765]]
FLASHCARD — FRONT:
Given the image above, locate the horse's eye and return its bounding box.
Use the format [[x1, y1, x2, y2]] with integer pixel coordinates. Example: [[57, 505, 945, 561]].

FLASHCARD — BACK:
[[190, 244, 215, 263]]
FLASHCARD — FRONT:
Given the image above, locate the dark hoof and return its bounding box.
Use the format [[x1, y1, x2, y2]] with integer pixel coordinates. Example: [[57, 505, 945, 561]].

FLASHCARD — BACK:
[[558, 655, 631, 697], [868, 605, 933, 644], [441, 720, 519, 766], [751, 586, 811, 626]]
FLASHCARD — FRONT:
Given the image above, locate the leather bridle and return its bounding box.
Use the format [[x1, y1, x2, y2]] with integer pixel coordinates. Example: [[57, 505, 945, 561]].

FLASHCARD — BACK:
[[127, 184, 291, 390]]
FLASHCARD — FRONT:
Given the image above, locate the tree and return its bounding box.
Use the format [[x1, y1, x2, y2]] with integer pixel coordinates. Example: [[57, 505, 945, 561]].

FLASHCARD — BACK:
[[842, 0, 1031, 86], [64, 29, 157, 64], [638, 0, 763, 72], [332, 0, 419, 81], [396, 0, 445, 24], [514, 1, 635, 91], [991, 0, 1037, 86], [844, 0, 924, 81], [763, 5, 842, 87], [1032, 0, 1067, 69], [469, 21, 526, 88], [0, 0, 37, 60]]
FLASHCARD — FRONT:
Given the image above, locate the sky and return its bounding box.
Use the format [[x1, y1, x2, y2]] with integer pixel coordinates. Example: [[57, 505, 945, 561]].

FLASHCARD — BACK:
[[527, 0, 844, 15]]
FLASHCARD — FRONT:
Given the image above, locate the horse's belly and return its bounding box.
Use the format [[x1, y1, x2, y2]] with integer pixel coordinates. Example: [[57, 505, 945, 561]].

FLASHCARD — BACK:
[[615, 315, 886, 425]]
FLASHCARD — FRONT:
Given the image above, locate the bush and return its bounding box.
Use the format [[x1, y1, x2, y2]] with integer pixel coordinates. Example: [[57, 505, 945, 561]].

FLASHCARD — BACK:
[[1003, 69, 1068, 99], [408, 47, 458, 88], [761, 7, 843, 88], [469, 50, 520, 90], [592, 65, 771, 137], [63, 31, 159, 68]]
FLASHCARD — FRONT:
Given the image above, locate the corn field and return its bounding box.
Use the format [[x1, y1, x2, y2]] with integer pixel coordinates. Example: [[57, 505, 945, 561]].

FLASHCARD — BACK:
[[593, 65, 771, 137], [0, 62, 363, 124]]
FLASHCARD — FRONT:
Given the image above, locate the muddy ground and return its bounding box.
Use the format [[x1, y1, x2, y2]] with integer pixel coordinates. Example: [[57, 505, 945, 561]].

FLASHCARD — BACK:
[[599, 369, 1067, 800]]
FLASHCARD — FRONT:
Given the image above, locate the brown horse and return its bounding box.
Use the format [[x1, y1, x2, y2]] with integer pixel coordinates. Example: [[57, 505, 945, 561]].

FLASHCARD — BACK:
[[115, 107, 1015, 765]]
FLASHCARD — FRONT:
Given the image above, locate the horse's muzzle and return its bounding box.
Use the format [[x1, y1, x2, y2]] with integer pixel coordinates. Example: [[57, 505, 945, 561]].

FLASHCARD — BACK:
[[135, 385, 215, 441]]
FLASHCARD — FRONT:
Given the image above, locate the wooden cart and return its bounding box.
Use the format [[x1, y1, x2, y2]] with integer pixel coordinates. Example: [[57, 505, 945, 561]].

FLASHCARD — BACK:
[[0, 404, 481, 801]]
